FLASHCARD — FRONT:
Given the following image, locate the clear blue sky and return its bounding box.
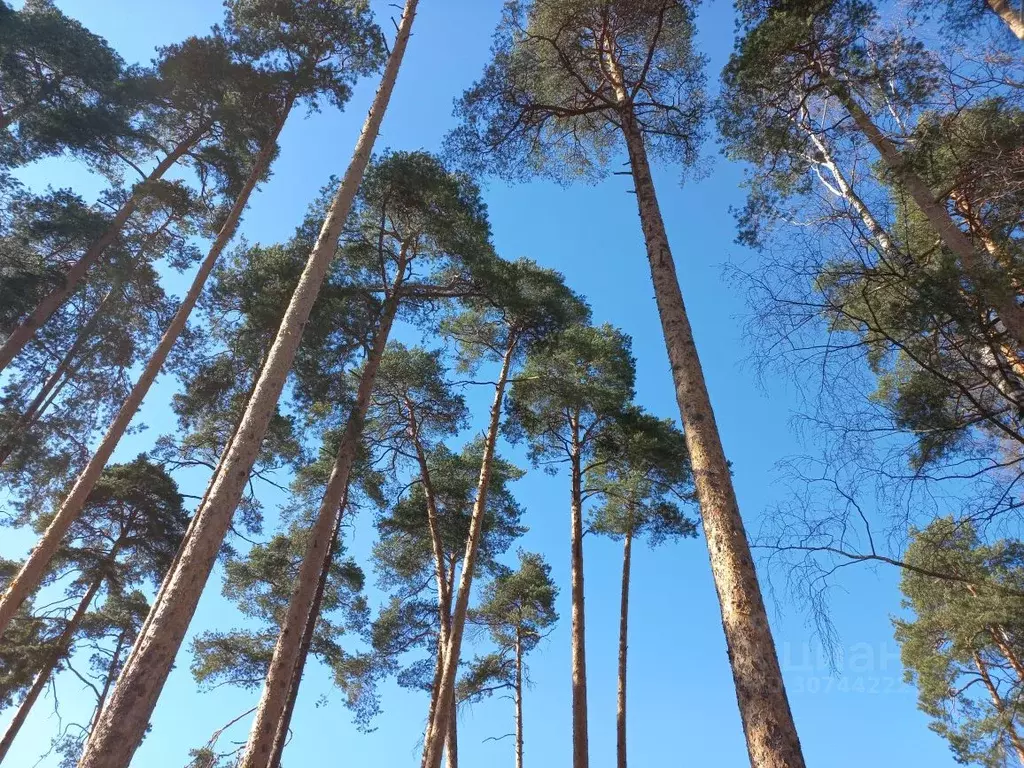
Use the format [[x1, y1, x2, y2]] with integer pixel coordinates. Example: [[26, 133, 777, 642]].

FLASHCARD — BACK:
[[2, 1, 958, 766]]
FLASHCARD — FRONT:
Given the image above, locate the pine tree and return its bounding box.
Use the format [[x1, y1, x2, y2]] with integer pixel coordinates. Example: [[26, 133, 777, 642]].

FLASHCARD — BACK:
[[503, 322, 635, 768], [462, 551, 558, 768], [589, 407, 697, 768], [237, 148, 494, 768], [421, 258, 589, 768], [896, 518, 1024, 766], [371, 442, 526, 767], [448, 5, 805, 764], [0, 0, 125, 165], [0, 458, 186, 763]]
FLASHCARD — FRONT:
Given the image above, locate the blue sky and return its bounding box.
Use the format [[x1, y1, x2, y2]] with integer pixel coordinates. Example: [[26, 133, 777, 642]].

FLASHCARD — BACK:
[[1, 1, 960, 766]]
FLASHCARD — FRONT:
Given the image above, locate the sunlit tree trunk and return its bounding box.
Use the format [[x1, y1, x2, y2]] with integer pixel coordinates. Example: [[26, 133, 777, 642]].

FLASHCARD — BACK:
[[446, 703, 458, 768], [0, 121, 211, 374], [422, 336, 518, 768], [515, 628, 524, 768], [984, 0, 1024, 39], [616, 522, 633, 768], [973, 650, 1024, 763], [238, 270, 406, 768], [609, 61, 805, 767], [267, 485, 349, 768], [77, 10, 417, 755], [0, 103, 291, 641], [568, 413, 589, 768]]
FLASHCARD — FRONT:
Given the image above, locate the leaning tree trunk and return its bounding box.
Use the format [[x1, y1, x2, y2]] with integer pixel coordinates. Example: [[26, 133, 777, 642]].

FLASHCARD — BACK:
[[984, 0, 1024, 39], [76, 20, 417, 756], [615, 95, 806, 767], [973, 650, 1024, 763], [616, 525, 633, 768], [828, 79, 1024, 351], [446, 703, 459, 768], [0, 252, 143, 468], [515, 629, 524, 768], [237, 276, 405, 768], [0, 103, 292, 641], [0, 121, 210, 374], [0, 573, 103, 763], [267, 485, 350, 768], [568, 417, 589, 768], [422, 337, 518, 768], [417, 431, 452, 768]]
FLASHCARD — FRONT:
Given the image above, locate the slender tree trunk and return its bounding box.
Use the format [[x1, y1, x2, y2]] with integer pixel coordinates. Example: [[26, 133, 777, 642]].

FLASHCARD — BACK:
[[974, 650, 1024, 763], [417, 426, 452, 768], [0, 575, 102, 763], [0, 104, 292, 642], [267, 485, 350, 768], [616, 526, 632, 768], [828, 80, 1024, 350], [804, 127, 898, 260], [90, 626, 128, 733], [568, 417, 589, 768], [0, 122, 210, 374], [0, 263, 134, 468], [238, 273, 406, 768], [984, 0, 1024, 39], [422, 337, 518, 768], [515, 629, 524, 768], [612, 80, 805, 767], [446, 701, 458, 768]]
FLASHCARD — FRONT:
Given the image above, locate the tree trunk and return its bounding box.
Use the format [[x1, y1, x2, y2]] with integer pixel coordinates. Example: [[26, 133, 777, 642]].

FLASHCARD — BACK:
[[973, 650, 1024, 763], [515, 629, 524, 768], [0, 121, 210, 374], [616, 526, 632, 768], [0, 261, 135, 468], [613, 87, 805, 768], [829, 80, 1024, 351], [568, 417, 589, 768], [418, 426, 452, 768], [90, 626, 129, 734], [422, 337, 518, 768], [445, 700, 458, 768], [0, 103, 292, 642], [422, 635, 446, 768], [804, 127, 898, 260], [0, 574, 102, 763], [267, 485, 350, 768], [79, 27, 417, 755], [237, 274, 405, 768], [984, 0, 1024, 39]]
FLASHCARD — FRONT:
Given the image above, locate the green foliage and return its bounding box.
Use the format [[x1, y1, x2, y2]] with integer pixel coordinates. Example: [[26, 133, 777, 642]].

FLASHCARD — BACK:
[[896, 519, 1024, 766], [371, 442, 525, 692], [190, 524, 379, 729], [505, 322, 635, 467], [0, 560, 49, 710], [0, 0, 125, 166], [589, 407, 697, 544], [223, 0, 384, 110], [448, 0, 706, 181]]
